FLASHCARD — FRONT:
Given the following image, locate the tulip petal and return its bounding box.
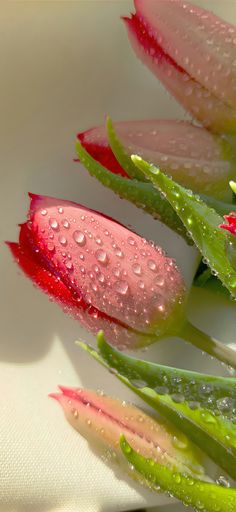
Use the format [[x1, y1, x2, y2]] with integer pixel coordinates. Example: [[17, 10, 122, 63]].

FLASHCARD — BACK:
[[78, 129, 128, 177], [25, 193, 186, 338], [124, 9, 236, 134], [134, 0, 236, 110], [107, 117, 234, 200], [9, 193, 186, 348], [79, 333, 236, 480], [120, 436, 236, 512], [51, 386, 205, 477]]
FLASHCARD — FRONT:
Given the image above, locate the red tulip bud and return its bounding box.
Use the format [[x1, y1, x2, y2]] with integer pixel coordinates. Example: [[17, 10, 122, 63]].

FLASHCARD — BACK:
[[124, 0, 236, 134], [7, 194, 186, 349]]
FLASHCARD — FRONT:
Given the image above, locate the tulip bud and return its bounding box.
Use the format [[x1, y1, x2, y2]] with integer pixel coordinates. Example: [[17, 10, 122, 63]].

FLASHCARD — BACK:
[[220, 212, 236, 236], [50, 386, 206, 478], [124, 0, 236, 134], [78, 119, 235, 200], [7, 193, 186, 349]]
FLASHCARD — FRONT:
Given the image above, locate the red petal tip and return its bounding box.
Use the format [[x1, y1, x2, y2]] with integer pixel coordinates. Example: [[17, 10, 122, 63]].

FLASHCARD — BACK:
[[48, 392, 62, 402]]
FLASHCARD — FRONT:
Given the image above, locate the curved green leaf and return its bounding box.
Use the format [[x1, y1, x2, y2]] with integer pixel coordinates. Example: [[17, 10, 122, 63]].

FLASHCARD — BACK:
[[120, 436, 236, 512], [132, 155, 236, 299], [78, 333, 236, 480], [75, 140, 189, 241]]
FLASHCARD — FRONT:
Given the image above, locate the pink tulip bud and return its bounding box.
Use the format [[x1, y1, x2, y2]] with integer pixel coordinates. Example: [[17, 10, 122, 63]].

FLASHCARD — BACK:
[[7, 194, 186, 349], [220, 212, 236, 236], [50, 386, 206, 477], [124, 0, 236, 134], [78, 119, 234, 200]]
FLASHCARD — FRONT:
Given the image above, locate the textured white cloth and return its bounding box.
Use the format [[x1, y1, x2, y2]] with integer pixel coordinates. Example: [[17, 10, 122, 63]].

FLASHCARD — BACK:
[[0, 2, 235, 512]]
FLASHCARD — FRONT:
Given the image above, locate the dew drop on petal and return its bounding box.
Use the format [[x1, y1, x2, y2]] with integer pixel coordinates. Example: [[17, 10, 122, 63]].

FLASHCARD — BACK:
[[63, 220, 70, 229], [96, 249, 108, 265], [132, 263, 142, 275], [59, 235, 67, 246], [47, 242, 55, 252], [49, 218, 59, 230], [114, 280, 129, 295], [95, 237, 102, 245], [58, 207, 64, 214], [127, 236, 136, 246], [41, 209, 47, 216], [148, 260, 157, 272], [73, 230, 86, 246], [65, 260, 73, 271], [115, 249, 124, 258]]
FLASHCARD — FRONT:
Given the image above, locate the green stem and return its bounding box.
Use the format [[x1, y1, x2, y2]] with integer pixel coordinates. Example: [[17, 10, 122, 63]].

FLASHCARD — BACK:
[[179, 320, 236, 369]]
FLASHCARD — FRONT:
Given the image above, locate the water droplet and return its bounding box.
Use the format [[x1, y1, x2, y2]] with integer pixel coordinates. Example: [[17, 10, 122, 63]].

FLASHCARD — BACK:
[[59, 235, 67, 246], [155, 386, 169, 395], [95, 237, 102, 245], [49, 218, 59, 230], [41, 209, 47, 216], [132, 263, 142, 275], [155, 275, 165, 286], [96, 249, 108, 265], [217, 475, 230, 488], [130, 378, 147, 388], [86, 419, 91, 426], [138, 281, 145, 289], [115, 249, 124, 258], [148, 260, 157, 272], [172, 435, 188, 450], [72, 408, 78, 419], [65, 260, 73, 271], [63, 220, 70, 229], [217, 397, 234, 412], [200, 410, 216, 424], [73, 230, 86, 246], [114, 280, 129, 295], [97, 273, 105, 283], [128, 236, 136, 246], [58, 207, 64, 214], [47, 242, 55, 252], [173, 473, 181, 483], [171, 394, 185, 403], [188, 401, 200, 410]]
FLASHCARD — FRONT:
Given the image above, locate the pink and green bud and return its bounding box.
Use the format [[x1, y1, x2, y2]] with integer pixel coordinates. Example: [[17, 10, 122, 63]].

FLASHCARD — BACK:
[[50, 386, 206, 478], [124, 0, 236, 134], [78, 119, 235, 200], [7, 193, 186, 349]]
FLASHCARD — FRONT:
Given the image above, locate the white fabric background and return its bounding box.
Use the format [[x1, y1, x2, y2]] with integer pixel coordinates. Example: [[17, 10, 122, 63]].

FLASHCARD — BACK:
[[0, 2, 235, 511]]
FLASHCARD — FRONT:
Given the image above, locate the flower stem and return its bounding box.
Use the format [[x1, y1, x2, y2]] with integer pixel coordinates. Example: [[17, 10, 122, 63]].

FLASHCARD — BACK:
[[179, 320, 236, 369]]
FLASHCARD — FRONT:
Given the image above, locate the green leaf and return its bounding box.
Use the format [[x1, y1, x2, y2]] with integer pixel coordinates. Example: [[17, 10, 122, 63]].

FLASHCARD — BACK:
[[78, 333, 236, 480], [194, 267, 231, 298], [132, 155, 236, 299], [75, 140, 189, 242], [120, 435, 236, 512]]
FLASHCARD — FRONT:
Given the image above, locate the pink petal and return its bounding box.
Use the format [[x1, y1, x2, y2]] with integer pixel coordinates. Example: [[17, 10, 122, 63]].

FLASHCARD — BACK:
[[79, 120, 233, 199], [50, 386, 204, 475], [219, 212, 236, 236], [26, 194, 185, 338], [78, 130, 129, 177], [124, 12, 236, 133], [135, 0, 236, 110]]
